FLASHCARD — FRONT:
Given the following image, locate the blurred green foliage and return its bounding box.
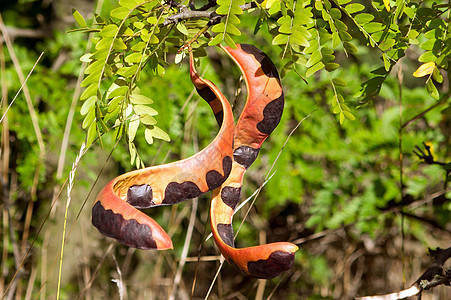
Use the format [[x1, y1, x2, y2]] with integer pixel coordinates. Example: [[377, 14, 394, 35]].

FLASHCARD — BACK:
[[1, 0, 450, 298]]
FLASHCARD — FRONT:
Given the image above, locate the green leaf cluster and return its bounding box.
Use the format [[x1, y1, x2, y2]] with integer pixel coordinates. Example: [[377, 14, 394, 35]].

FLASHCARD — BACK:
[[209, 0, 245, 48], [258, 0, 356, 123], [73, 0, 175, 168], [347, 0, 449, 103]]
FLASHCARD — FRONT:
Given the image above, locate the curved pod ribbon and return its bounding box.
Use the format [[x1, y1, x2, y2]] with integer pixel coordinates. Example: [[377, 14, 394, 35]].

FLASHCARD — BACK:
[[92, 44, 298, 279], [92, 51, 235, 250], [209, 44, 298, 279]]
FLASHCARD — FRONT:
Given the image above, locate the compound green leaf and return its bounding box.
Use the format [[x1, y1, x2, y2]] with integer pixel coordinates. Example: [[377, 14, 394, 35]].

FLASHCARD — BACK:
[[108, 86, 128, 99], [80, 96, 96, 116], [80, 83, 98, 100], [332, 32, 341, 48], [332, 77, 347, 87], [224, 33, 237, 48], [343, 41, 358, 54], [176, 22, 189, 35], [306, 61, 325, 77], [86, 122, 97, 147], [272, 34, 288, 45], [426, 79, 439, 100], [306, 51, 321, 68], [110, 6, 130, 19], [125, 52, 143, 63], [128, 114, 140, 142], [81, 72, 101, 87], [150, 126, 170, 142], [345, 3, 365, 14], [100, 24, 119, 38], [418, 51, 438, 62], [364, 22, 384, 33], [72, 9, 87, 27], [130, 94, 153, 104], [82, 109, 96, 129], [325, 62, 339, 71], [144, 127, 154, 144], [134, 104, 158, 116], [354, 13, 374, 25]]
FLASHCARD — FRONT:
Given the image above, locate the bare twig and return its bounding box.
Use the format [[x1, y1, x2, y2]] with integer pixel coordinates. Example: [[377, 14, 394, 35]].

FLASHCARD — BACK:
[[0, 26, 49, 43], [162, 1, 256, 26], [355, 247, 451, 300]]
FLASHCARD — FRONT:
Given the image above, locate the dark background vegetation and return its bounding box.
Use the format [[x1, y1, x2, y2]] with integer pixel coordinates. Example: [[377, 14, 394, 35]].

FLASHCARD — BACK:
[[1, 0, 450, 299]]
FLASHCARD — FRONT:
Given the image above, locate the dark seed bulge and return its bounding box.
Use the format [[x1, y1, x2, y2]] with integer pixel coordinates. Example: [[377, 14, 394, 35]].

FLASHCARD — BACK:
[[217, 223, 235, 247], [127, 184, 154, 208], [247, 250, 296, 279], [92, 201, 157, 249]]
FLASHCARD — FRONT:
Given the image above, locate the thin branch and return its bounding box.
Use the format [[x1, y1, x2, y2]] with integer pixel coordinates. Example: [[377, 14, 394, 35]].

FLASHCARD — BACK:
[[400, 93, 449, 130], [0, 26, 49, 43], [162, 1, 256, 26], [355, 247, 451, 300]]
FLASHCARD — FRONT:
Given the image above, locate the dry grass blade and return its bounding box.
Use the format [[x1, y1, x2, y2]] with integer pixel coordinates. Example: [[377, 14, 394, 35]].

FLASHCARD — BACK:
[[169, 199, 199, 300], [0, 13, 45, 154], [0, 51, 44, 123], [56, 143, 87, 300], [2, 177, 68, 299]]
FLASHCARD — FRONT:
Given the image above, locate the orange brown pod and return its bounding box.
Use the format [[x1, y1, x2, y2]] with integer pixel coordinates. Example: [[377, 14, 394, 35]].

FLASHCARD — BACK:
[[92, 50, 235, 250], [208, 44, 298, 279], [92, 44, 298, 279]]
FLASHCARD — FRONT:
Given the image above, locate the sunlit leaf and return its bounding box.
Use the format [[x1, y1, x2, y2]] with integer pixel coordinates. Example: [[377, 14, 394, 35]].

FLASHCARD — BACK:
[[176, 22, 189, 35], [130, 94, 154, 105], [72, 9, 87, 27], [413, 62, 435, 77], [108, 86, 128, 99], [80, 83, 98, 100], [111, 6, 130, 19], [383, 0, 391, 12], [99, 24, 119, 38], [86, 122, 97, 147], [354, 13, 374, 25], [80, 96, 96, 116], [150, 126, 170, 141], [134, 104, 158, 116], [345, 3, 365, 14], [144, 127, 154, 144], [128, 114, 140, 142]]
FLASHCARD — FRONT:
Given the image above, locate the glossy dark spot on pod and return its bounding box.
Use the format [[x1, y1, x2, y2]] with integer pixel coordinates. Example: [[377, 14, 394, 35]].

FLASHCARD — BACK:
[[217, 223, 234, 247], [162, 181, 202, 205], [196, 87, 216, 103], [92, 201, 157, 249], [206, 156, 232, 190], [221, 186, 242, 210], [256, 93, 284, 135], [240, 44, 280, 79], [247, 250, 296, 279], [127, 184, 154, 209], [233, 146, 259, 169]]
